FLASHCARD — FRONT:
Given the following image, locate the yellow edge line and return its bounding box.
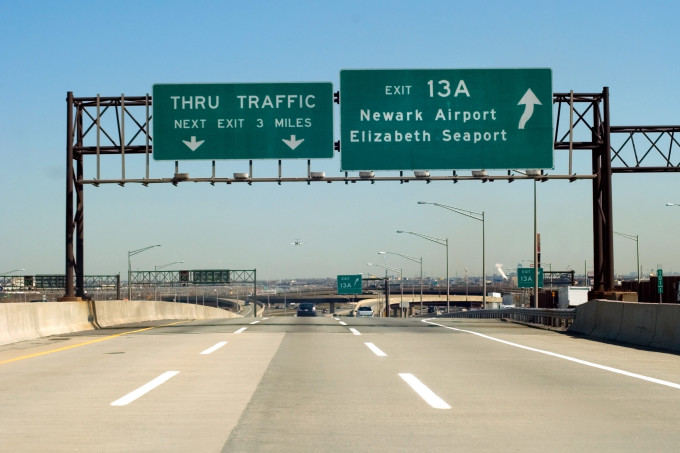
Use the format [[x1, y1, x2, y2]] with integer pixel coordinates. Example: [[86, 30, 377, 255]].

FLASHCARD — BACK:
[[0, 320, 188, 366]]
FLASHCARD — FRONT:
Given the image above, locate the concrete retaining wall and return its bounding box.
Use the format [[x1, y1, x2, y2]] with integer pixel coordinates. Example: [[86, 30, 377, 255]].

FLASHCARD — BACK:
[[569, 300, 680, 353], [0, 300, 237, 346]]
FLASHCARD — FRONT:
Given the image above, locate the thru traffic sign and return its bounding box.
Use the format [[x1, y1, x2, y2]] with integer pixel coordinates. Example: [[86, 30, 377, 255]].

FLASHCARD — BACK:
[[152, 83, 334, 161]]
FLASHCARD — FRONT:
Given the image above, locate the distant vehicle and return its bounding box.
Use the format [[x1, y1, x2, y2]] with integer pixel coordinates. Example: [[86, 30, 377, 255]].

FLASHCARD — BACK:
[[297, 303, 317, 317], [356, 306, 374, 317]]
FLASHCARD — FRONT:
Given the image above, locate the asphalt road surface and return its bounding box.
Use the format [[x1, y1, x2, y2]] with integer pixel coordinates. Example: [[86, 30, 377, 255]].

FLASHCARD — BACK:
[[1, 315, 679, 452]]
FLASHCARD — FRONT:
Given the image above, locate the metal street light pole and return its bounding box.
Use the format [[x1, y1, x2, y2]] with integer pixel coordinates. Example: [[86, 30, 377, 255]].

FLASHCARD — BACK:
[[368, 262, 401, 317], [397, 230, 449, 313], [128, 244, 161, 300], [379, 251, 423, 315], [534, 178, 538, 308], [614, 232, 640, 285], [418, 201, 486, 309]]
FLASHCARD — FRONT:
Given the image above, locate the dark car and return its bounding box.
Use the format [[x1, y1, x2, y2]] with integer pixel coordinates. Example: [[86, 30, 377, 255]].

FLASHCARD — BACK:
[[297, 303, 317, 317]]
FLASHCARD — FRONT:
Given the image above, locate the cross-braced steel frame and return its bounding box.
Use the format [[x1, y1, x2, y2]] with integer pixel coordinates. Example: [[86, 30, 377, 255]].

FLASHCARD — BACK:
[[64, 89, 680, 299]]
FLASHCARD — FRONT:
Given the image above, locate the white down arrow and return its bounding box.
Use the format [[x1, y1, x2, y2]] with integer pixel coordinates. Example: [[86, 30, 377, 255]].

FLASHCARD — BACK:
[[182, 136, 204, 151], [282, 135, 304, 150]]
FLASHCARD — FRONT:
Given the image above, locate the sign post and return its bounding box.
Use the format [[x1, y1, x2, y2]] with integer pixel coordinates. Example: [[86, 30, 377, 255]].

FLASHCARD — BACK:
[[153, 83, 333, 161], [340, 69, 552, 171]]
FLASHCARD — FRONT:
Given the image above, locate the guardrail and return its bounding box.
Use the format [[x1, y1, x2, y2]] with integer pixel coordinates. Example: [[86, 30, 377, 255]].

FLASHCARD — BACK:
[[440, 308, 576, 330]]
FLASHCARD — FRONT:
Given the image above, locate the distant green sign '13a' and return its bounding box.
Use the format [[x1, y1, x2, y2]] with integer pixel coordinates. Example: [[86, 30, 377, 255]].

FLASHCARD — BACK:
[[337, 274, 363, 295], [518, 268, 544, 288], [152, 83, 334, 161], [339, 69, 553, 171]]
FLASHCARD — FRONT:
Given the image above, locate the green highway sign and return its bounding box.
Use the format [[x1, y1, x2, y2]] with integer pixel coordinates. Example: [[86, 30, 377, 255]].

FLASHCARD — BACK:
[[152, 83, 333, 161], [193, 269, 230, 284], [518, 267, 544, 288], [339, 69, 553, 171], [337, 274, 363, 295], [657, 269, 663, 294]]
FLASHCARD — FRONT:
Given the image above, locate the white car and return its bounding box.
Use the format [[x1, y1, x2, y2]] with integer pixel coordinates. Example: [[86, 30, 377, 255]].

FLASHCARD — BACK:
[[356, 306, 374, 317]]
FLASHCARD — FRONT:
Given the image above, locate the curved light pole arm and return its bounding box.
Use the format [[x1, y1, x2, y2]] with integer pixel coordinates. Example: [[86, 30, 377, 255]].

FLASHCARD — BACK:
[[397, 230, 449, 312], [614, 231, 640, 284], [418, 201, 487, 309], [128, 244, 161, 300], [0, 268, 25, 276]]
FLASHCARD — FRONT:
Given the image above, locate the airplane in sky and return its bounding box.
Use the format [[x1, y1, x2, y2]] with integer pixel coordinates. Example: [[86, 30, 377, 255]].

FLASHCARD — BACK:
[[291, 239, 303, 246]]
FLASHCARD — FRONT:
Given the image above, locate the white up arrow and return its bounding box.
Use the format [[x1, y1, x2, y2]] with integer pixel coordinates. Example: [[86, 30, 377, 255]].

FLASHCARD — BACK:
[[282, 135, 304, 150], [517, 89, 542, 130], [182, 136, 204, 151]]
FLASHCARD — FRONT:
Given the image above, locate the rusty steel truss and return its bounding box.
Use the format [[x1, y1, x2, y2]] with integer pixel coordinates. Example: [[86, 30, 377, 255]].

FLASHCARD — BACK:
[[65, 89, 680, 299]]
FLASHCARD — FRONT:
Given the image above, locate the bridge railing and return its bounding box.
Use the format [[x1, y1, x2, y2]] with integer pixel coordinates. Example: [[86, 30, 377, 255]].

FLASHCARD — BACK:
[[440, 308, 576, 330]]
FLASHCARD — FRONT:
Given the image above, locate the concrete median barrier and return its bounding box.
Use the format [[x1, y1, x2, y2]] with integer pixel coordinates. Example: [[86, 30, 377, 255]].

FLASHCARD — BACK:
[[0, 300, 237, 346], [616, 302, 657, 347], [0, 301, 95, 345], [650, 304, 680, 352], [590, 300, 624, 341], [92, 300, 237, 326], [568, 300, 599, 336], [570, 300, 680, 353]]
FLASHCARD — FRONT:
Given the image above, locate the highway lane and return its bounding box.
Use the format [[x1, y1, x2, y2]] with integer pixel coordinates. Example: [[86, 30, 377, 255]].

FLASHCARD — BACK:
[[1, 316, 679, 452]]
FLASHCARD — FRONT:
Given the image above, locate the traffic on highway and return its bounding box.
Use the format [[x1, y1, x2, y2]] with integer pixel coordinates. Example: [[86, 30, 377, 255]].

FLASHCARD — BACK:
[[1, 313, 679, 452]]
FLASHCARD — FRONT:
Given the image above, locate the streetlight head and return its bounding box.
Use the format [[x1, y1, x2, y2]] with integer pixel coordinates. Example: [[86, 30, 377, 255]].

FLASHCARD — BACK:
[[396, 230, 404, 233], [378, 251, 386, 255], [417, 201, 427, 204], [666, 202, 676, 206]]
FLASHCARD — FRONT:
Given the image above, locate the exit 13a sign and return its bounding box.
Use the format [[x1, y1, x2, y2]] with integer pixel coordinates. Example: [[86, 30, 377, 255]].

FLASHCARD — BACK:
[[337, 274, 363, 295], [518, 267, 544, 288], [339, 68, 553, 171]]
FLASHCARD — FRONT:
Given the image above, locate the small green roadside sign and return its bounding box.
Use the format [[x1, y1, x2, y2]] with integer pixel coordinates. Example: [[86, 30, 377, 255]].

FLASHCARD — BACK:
[[518, 267, 543, 288], [657, 268, 663, 294], [337, 274, 363, 295], [152, 82, 334, 161], [339, 68, 553, 171]]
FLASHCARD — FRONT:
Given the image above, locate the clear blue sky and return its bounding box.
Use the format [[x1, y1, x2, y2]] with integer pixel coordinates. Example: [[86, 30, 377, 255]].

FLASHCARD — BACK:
[[1, 0, 679, 282]]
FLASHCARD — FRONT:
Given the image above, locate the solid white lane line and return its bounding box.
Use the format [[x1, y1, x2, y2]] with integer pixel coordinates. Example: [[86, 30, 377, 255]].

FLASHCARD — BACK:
[[111, 371, 180, 406], [399, 373, 451, 409], [250, 320, 261, 325], [200, 341, 228, 355], [365, 342, 387, 357], [338, 321, 347, 326], [349, 328, 361, 336], [422, 319, 680, 390], [234, 327, 247, 335]]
